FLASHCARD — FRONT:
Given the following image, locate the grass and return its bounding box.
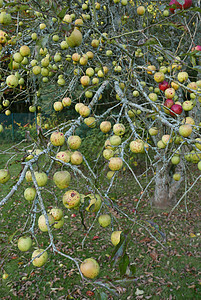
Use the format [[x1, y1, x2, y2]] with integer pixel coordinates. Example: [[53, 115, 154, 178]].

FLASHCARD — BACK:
[[0, 142, 201, 299]]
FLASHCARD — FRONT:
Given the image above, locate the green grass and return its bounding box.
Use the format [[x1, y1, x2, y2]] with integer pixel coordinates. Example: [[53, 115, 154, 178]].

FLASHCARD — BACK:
[[0, 142, 200, 299]]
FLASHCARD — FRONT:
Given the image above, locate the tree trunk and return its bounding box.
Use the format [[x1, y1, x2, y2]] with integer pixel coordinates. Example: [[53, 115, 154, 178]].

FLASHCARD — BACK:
[[152, 160, 184, 209]]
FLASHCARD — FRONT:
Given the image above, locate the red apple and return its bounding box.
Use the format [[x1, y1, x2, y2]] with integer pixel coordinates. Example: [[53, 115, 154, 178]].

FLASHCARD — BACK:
[[177, 0, 192, 9], [159, 81, 170, 92], [192, 45, 201, 51], [170, 104, 183, 116], [169, 0, 192, 13], [164, 98, 174, 108], [164, 99, 174, 114]]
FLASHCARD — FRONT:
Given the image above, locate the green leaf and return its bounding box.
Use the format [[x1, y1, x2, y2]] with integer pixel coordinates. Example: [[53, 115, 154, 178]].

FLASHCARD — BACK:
[[119, 253, 129, 276], [96, 291, 108, 300], [8, 57, 13, 71], [189, 7, 201, 13], [110, 229, 129, 267], [8, 230, 18, 243], [41, 35, 49, 48], [138, 38, 159, 47], [51, 1, 58, 13], [130, 264, 136, 275], [57, 8, 67, 19], [193, 66, 201, 73], [163, 22, 187, 31], [4, 2, 17, 6]]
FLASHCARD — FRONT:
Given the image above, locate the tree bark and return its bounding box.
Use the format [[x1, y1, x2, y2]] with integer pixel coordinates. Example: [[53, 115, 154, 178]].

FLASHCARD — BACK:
[[152, 160, 184, 209]]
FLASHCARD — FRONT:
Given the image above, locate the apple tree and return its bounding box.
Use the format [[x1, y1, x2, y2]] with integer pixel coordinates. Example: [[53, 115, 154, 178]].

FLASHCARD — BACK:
[[0, 0, 201, 290]]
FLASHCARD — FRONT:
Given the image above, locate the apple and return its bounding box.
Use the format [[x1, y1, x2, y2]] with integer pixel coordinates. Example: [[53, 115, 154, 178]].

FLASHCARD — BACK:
[[67, 29, 82, 48], [70, 151, 83, 165], [137, 6, 146, 15], [159, 81, 170, 91], [110, 135, 121, 146], [164, 87, 176, 99], [84, 117, 96, 128], [5, 110, 11, 116], [179, 124, 192, 137], [195, 138, 201, 151], [80, 75, 90, 87], [0, 12, 12, 25], [108, 157, 123, 171], [39, 23, 46, 29], [6, 75, 19, 88], [72, 53, 81, 62], [67, 135, 82, 150], [13, 52, 23, 63], [98, 214, 111, 227], [171, 155, 180, 164], [187, 82, 197, 92], [154, 72, 165, 83], [62, 97, 71, 107], [79, 56, 88, 66], [111, 231, 122, 246], [80, 258, 100, 279], [171, 81, 180, 90], [177, 71, 188, 83], [170, 104, 183, 116], [85, 194, 102, 212], [63, 14, 72, 23], [75, 103, 85, 113], [18, 236, 32, 252], [91, 39, 100, 48], [0, 169, 10, 183], [50, 208, 63, 221], [162, 135, 172, 145], [189, 151, 201, 163], [25, 170, 32, 182], [29, 106, 36, 113], [50, 131, 65, 146], [133, 90, 140, 97], [173, 173, 181, 181], [157, 140, 166, 149], [79, 105, 90, 117], [38, 214, 55, 232], [100, 121, 111, 133], [33, 66, 41, 75], [130, 139, 144, 153], [62, 190, 81, 209], [53, 171, 71, 189], [2, 273, 9, 280], [103, 149, 114, 160], [113, 123, 125, 136], [20, 45, 30, 57], [149, 127, 158, 136], [0, 124, 3, 132], [198, 161, 201, 171], [182, 101, 194, 111], [149, 93, 157, 102], [56, 151, 71, 164], [32, 249, 48, 267], [169, 0, 192, 13], [34, 172, 48, 187], [147, 65, 156, 75], [54, 102, 63, 111], [192, 45, 201, 51], [182, 117, 195, 125], [54, 217, 65, 229], [24, 187, 36, 201], [107, 171, 115, 179]]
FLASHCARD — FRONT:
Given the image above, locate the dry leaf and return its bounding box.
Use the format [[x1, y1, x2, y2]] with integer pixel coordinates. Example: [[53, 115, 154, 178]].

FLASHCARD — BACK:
[[135, 288, 144, 296]]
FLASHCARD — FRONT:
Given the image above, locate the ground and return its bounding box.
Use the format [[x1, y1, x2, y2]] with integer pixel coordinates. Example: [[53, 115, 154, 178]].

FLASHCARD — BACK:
[[0, 142, 200, 299]]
